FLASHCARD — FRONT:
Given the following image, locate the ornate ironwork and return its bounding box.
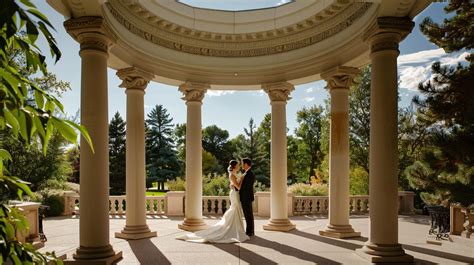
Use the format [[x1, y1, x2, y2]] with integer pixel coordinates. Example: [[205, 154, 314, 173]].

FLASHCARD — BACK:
[[426, 206, 450, 240]]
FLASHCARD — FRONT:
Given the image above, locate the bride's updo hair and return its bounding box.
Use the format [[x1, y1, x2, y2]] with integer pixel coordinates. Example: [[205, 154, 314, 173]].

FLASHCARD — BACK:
[[227, 160, 238, 172]]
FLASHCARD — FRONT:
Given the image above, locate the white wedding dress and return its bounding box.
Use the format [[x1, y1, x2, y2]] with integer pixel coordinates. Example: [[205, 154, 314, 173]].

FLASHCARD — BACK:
[[176, 174, 249, 243]]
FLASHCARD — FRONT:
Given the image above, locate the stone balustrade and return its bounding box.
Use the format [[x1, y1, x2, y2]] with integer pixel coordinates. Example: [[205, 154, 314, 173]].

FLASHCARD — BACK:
[[61, 191, 415, 217]]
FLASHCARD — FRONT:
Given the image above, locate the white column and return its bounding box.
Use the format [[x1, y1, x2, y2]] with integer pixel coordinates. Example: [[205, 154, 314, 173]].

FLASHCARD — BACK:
[[319, 66, 361, 239], [178, 82, 209, 231], [263, 82, 296, 232], [64, 17, 122, 263], [356, 17, 414, 263], [115, 67, 157, 240]]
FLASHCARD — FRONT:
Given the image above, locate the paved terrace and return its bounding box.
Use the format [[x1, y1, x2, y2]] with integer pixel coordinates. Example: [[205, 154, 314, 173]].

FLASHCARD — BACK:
[[41, 215, 474, 264]]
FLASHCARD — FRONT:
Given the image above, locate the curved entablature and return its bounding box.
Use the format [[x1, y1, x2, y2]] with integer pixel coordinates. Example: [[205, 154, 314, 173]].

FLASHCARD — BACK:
[[105, 0, 372, 58], [48, 0, 431, 89]]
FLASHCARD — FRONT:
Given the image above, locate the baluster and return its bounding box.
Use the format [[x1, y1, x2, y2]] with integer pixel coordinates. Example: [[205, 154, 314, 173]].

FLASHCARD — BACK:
[[156, 198, 161, 213], [74, 198, 80, 214], [217, 198, 223, 215], [148, 198, 154, 214], [324, 199, 329, 213], [295, 198, 301, 213], [356, 199, 362, 213], [349, 197, 354, 212], [116, 198, 121, 214]]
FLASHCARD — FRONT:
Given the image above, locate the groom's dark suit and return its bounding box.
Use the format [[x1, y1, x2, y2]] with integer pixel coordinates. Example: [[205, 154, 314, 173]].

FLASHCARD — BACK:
[[239, 168, 255, 235]]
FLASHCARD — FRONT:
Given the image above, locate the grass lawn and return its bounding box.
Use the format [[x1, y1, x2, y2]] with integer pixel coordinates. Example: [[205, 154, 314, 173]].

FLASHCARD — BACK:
[[146, 191, 166, 196]]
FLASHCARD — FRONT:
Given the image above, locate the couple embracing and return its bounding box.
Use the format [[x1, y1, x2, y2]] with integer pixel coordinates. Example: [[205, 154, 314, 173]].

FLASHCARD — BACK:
[[177, 158, 255, 243]]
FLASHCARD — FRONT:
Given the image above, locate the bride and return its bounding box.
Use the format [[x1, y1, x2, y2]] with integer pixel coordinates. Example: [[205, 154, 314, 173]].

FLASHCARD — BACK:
[[176, 160, 249, 243]]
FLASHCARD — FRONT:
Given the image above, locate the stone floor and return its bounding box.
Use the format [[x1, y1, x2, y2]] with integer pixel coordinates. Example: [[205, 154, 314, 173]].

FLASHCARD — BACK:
[[41, 215, 474, 264]]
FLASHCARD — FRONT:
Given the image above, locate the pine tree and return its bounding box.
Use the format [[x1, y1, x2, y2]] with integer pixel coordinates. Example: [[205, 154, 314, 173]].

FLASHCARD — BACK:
[[109, 112, 126, 195], [146, 105, 181, 189], [419, 0, 473, 60], [234, 118, 267, 184], [405, 1, 474, 206]]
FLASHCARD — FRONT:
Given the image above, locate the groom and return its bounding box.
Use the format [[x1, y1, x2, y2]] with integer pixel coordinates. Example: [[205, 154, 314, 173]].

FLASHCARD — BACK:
[[239, 158, 255, 236]]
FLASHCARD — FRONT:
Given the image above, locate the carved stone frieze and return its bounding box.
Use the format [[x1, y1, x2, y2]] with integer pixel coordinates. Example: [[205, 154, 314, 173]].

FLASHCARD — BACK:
[[262, 82, 295, 102], [321, 66, 359, 90], [104, 2, 372, 57], [117, 67, 154, 90], [179, 82, 209, 102]]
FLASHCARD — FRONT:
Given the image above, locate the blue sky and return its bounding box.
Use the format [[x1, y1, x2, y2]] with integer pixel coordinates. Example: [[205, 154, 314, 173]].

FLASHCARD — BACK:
[[34, 1, 467, 138]]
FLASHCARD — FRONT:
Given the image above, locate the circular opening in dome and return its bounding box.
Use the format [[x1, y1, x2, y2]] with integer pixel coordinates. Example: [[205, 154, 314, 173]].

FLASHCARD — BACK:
[[178, 0, 293, 11]]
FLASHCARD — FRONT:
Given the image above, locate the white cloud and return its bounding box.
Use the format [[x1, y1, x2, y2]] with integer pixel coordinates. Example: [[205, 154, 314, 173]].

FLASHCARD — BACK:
[[303, 97, 315, 102], [398, 49, 469, 91], [305, 87, 314, 93], [206, 90, 235, 97]]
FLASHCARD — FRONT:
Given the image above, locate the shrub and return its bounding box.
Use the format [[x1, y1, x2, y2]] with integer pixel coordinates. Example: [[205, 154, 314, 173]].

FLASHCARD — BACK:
[[349, 166, 369, 195], [167, 177, 186, 191], [287, 183, 328, 196], [203, 174, 230, 196], [40, 191, 65, 217]]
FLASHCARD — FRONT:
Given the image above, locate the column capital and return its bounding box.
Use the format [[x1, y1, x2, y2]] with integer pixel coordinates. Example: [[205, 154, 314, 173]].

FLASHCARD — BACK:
[[64, 16, 116, 53], [178, 81, 209, 102], [321, 66, 359, 90], [262, 82, 294, 102], [117, 67, 154, 91], [362, 17, 414, 54]]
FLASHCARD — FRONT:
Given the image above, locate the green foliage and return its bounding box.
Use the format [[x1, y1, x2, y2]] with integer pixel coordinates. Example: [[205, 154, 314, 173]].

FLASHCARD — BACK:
[[406, 2, 474, 207], [255, 113, 271, 186], [65, 145, 79, 183], [146, 105, 182, 184], [109, 112, 126, 195], [419, 0, 473, 57], [287, 183, 328, 196], [233, 118, 268, 185], [202, 125, 233, 174], [349, 166, 369, 195], [349, 65, 371, 173], [0, 0, 90, 263], [202, 150, 221, 176], [167, 177, 186, 191], [0, 130, 71, 198], [294, 105, 326, 182], [40, 191, 64, 217], [202, 174, 230, 196]]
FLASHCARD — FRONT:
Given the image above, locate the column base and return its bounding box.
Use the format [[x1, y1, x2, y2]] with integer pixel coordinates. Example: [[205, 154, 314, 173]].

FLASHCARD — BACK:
[[115, 225, 157, 240], [356, 243, 413, 263], [319, 224, 361, 239], [69, 245, 122, 265], [263, 218, 296, 232], [178, 218, 208, 232]]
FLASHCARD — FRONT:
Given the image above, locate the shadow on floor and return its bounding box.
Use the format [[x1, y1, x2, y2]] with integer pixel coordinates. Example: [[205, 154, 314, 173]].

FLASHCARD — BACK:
[[243, 235, 341, 265], [129, 238, 171, 265], [403, 243, 474, 264], [212, 243, 278, 265], [293, 229, 473, 264], [291, 229, 364, 251], [399, 215, 431, 225]]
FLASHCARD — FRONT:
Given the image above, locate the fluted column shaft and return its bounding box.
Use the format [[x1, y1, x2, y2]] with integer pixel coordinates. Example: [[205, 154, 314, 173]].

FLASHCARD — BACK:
[[178, 82, 209, 232], [115, 68, 157, 240], [357, 17, 414, 263], [65, 17, 122, 263], [263, 82, 296, 232], [320, 67, 360, 239]]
